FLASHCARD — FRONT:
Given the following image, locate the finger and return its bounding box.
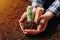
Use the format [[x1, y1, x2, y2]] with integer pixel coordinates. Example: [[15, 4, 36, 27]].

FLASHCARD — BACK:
[[39, 15, 47, 24], [37, 24, 45, 33], [34, 7, 44, 23], [40, 20, 48, 32], [40, 18, 45, 25], [32, 8, 37, 15], [23, 32, 27, 34], [24, 29, 32, 34], [24, 29, 38, 34], [37, 16, 45, 31], [37, 25, 42, 32], [37, 17, 48, 32], [23, 29, 28, 34], [19, 23, 24, 31], [40, 15, 47, 20], [19, 12, 27, 22]]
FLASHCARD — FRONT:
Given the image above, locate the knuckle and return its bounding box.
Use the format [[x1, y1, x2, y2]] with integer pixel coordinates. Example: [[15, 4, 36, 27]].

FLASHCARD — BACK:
[[37, 7, 44, 11]]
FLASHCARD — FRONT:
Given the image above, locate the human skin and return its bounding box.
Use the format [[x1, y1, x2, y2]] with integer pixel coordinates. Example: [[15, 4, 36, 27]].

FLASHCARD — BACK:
[[19, 7, 54, 35]]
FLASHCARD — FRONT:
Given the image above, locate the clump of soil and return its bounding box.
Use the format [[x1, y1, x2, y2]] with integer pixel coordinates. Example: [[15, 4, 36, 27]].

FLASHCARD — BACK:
[[23, 21, 38, 30]]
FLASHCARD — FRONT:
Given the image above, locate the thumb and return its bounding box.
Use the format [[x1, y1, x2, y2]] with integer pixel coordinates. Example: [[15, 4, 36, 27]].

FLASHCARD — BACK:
[[40, 15, 47, 22], [19, 12, 27, 23]]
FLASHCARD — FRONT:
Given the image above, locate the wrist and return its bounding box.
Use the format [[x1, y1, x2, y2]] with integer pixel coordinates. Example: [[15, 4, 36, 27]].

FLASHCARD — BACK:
[[43, 11, 54, 21]]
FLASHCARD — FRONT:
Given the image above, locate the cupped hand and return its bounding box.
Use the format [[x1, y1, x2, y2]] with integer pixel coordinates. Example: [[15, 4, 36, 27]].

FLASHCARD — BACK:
[[19, 7, 47, 35], [23, 15, 48, 35]]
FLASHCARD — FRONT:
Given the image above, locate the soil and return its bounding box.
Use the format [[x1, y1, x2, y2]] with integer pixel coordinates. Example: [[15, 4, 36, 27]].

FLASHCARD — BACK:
[[23, 21, 37, 29]]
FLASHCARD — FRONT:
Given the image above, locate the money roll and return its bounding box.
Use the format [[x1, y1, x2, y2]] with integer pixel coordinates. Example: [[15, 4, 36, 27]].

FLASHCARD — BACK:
[[27, 6, 34, 22]]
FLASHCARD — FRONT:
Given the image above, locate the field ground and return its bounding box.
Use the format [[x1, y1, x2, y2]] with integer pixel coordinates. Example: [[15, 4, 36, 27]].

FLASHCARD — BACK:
[[0, 0, 60, 40]]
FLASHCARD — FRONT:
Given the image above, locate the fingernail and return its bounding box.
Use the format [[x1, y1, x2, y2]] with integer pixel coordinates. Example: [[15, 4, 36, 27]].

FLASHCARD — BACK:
[[24, 32, 27, 34]]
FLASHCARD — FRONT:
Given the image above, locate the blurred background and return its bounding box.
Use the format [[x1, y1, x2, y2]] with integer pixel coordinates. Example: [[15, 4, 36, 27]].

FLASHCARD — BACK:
[[0, 0, 60, 40]]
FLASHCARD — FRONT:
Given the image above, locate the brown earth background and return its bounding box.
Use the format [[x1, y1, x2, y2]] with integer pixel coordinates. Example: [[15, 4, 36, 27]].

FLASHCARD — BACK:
[[0, 0, 60, 40]]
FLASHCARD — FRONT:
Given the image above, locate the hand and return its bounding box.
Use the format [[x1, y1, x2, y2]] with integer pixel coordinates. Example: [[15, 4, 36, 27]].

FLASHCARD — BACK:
[[19, 7, 37, 23], [23, 11, 55, 35], [19, 7, 37, 33], [24, 15, 48, 35], [19, 7, 47, 35]]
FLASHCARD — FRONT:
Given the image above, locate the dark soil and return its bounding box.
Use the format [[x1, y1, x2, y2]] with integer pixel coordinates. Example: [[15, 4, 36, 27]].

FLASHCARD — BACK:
[[23, 21, 37, 29]]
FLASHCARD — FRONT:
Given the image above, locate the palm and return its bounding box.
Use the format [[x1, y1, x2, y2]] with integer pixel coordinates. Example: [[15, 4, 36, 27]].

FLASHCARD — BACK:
[[19, 7, 48, 35]]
